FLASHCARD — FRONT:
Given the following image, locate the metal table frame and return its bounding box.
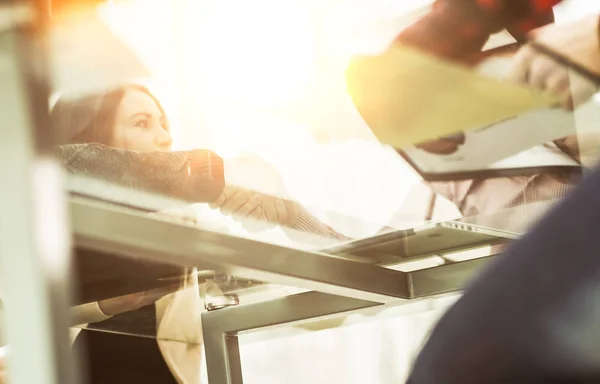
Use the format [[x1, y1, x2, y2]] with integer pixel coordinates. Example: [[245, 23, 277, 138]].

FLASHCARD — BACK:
[[71, 196, 495, 384], [200, 258, 492, 384]]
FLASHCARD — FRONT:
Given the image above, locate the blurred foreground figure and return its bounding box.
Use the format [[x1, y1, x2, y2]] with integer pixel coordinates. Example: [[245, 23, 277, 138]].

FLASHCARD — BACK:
[[403, 3, 600, 384], [408, 161, 600, 383]]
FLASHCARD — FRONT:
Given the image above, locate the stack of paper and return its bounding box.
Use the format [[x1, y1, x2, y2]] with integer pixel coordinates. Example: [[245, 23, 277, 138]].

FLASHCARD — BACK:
[[346, 45, 586, 180], [346, 45, 557, 148]]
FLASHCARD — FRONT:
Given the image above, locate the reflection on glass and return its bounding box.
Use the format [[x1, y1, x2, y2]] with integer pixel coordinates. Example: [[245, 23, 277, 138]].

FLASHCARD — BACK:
[[38, 0, 600, 383]]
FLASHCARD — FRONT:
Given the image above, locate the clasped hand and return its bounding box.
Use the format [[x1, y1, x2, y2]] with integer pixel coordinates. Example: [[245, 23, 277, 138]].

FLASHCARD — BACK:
[[209, 153, 301, 231], [509, 15, 600, 110], [210, 185, 301, 230]]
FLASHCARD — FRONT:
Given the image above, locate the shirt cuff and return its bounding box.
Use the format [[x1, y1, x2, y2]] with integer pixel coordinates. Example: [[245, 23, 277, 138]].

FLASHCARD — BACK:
[[70, 301, 112, 326], [287, 210, 352, 243]]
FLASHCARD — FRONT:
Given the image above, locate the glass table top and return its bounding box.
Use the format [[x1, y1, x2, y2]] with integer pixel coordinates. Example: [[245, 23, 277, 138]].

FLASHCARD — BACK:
[[4, 0, 600, 383], [69, 188, 528, 343], [37, 0, 600, 345]]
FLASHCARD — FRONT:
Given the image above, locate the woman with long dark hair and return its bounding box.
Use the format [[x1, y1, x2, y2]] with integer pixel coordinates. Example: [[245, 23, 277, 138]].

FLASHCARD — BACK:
[[53, 83, 349, 384], [54, 84, 204, 384]]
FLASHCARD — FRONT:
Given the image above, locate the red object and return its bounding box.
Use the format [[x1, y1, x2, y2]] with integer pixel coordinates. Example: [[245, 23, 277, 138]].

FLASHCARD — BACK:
[[395, 0, 562, 62]]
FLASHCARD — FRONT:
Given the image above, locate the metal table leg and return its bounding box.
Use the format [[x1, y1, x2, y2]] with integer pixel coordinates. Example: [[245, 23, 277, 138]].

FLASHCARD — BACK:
[[201, 256, 495, 383], [201, 291, 379, 384]]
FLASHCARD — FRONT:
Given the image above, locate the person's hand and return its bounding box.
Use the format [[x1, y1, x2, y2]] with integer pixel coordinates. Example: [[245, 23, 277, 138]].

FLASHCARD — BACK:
[[531, 14, 600, 78], [209, 186, 302, 232], [98, 284, 181, 316], [556, 133, 600, 168], [508, 16, 600, 110], [508, 45, 580, 110], [212, 153, 302, 231]]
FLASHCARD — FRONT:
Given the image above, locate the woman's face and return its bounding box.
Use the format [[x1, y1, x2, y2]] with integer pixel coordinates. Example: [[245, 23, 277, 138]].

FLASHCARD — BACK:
[[111, 89, 172, 152]]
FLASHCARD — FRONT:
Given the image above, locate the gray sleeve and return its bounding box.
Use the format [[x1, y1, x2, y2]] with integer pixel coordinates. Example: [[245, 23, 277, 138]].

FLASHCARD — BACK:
[[56, 144, 225, 204], [288, 209, 353, 242]]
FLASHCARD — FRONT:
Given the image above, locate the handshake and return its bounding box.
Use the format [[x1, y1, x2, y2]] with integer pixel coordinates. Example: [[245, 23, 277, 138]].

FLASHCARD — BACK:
[[209, 185, 302, 231], [208, 153, 303, 231]]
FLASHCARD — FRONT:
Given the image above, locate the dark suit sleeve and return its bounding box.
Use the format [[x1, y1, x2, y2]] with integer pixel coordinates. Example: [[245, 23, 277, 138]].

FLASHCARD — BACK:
[[395, 0, 560, 61], [408, 165, 600, 384]]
